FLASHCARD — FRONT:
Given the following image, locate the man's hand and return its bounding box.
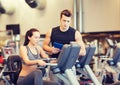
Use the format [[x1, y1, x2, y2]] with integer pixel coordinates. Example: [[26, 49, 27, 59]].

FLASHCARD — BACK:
[[51, 47, 60, 54]]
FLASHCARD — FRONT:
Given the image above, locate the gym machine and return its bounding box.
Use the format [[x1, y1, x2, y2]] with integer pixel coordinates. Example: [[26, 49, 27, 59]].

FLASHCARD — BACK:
[[50, 42, 81, 85], [76, 45, 102, 85]]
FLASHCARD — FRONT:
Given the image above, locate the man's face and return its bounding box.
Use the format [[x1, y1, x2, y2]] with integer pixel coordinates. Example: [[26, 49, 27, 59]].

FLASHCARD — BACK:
[[60, 15, 71, 30]]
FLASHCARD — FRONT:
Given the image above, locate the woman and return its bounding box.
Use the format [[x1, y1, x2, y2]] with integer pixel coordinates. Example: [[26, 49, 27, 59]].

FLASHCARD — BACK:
[[17, 28, 48, 85]]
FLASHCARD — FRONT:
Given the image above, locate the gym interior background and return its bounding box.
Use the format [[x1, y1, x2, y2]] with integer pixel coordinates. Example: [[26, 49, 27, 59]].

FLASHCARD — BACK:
[[0, 0, 120, 85]]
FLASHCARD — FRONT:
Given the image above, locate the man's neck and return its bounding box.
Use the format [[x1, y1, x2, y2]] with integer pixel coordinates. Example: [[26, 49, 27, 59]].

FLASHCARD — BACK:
[[60, 27, 69, 32]]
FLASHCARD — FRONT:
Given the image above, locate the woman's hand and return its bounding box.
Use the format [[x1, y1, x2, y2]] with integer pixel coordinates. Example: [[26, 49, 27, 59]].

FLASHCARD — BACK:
[[37, 60, 46, 66], [50, 59, 57, 63]]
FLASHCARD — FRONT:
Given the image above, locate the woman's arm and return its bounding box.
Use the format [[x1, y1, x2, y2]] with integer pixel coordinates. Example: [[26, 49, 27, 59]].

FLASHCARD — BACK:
[[37, 46, 49, 58], [20, 46, 46, 66]]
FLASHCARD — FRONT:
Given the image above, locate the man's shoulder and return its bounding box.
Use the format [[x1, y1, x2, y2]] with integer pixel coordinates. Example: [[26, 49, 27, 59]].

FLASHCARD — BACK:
[[68, 26, 74, 29], [69, 26, 74, 29], [52, 26, 60, 31], [69, 26, 76, 31], [52, 26, 60, 29]]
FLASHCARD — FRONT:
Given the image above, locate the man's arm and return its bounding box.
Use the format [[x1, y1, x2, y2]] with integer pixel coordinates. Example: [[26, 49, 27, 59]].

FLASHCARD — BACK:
[[43, 29, 52, 53], [43, 29, 60, 54], [75, 31, 86, 56]]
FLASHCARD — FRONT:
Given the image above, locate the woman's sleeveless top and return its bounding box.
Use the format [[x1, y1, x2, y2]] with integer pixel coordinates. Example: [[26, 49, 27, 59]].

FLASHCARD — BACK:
[[22, 46, 40, 65]]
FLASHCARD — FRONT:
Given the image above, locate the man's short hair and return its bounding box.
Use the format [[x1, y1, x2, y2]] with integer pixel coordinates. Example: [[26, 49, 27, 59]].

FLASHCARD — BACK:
[[60, 9, 72, 19]]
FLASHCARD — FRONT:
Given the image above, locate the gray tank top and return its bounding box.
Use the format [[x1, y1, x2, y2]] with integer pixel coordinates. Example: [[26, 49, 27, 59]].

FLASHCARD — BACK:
[[22, 46, 41, 65]]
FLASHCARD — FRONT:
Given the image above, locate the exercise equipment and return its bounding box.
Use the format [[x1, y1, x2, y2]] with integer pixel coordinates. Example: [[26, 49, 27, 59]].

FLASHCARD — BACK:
[[1, 46, 15, 60], [105, 38, 116, 58], [51, 42, 80, 85], [76, 45, 102, 85], [0, 46, 18, 85], [101, 46, 120, 85], [107, 46, 120, 66]]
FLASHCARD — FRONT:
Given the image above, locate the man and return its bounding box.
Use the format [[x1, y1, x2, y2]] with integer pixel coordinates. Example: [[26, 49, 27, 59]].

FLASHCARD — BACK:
[[43, 9, 86, 85], [43, 9, 86, 58]]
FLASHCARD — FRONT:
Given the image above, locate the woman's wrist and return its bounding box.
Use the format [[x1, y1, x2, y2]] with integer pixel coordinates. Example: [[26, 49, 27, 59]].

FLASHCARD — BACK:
[[36, 60, 39, 65]]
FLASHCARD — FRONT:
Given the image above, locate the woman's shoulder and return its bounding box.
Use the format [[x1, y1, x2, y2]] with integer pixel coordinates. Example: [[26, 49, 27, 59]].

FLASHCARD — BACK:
[[20, 45, 27, 50], [20, 45, 28, 55], [20, 45, 26, 48]]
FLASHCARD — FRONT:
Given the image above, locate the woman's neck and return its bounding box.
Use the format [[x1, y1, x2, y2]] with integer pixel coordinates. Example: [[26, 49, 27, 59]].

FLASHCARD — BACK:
[[27, 43, 36, 48]]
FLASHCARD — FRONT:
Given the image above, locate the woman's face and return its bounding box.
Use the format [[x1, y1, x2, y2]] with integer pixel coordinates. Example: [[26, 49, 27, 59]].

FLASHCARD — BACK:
[[28, 31, 40, 45]]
